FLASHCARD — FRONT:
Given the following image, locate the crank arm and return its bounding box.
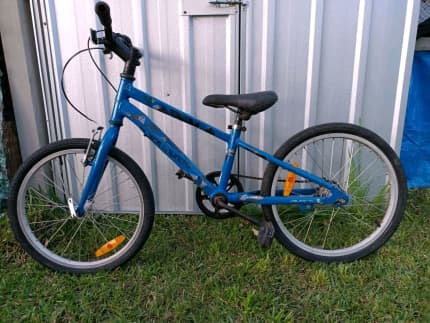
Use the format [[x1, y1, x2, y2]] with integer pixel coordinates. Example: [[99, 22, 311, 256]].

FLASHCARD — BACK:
[[215, 200, 275, 248], [215, 200, 260, 225]]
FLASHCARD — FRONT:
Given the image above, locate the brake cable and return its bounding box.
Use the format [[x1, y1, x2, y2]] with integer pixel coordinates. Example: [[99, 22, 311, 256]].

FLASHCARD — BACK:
[[60, 36, 117, 124]]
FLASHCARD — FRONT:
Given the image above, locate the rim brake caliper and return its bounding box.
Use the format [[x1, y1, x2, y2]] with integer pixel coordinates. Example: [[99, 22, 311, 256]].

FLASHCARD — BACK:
[[82, 127, 104, 166]]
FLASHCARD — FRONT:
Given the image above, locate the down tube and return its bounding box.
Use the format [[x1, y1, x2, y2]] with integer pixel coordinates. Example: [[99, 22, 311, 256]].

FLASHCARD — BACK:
[[122, 102, 215, 192]]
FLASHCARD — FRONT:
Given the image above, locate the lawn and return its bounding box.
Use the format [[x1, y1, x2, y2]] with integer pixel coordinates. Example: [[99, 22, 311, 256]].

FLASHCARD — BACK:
[[0, 190, 429, 321]]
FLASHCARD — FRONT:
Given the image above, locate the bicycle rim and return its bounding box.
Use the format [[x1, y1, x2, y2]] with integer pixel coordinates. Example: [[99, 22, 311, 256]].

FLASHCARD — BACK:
[[16, 148, 146, 270], [269, 132, 400, 259]]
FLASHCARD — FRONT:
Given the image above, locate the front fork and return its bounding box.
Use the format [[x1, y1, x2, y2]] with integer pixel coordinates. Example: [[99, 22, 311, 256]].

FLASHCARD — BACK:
[[74, 125, 120, 217]]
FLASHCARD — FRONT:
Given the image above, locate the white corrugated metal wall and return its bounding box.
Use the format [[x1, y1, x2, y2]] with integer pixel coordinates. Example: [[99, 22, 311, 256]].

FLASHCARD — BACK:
[[30, 0, 419, 212]]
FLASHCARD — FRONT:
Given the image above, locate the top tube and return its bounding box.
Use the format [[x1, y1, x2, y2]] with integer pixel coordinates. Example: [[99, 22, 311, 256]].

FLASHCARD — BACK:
[[118, 79, 231, 143]]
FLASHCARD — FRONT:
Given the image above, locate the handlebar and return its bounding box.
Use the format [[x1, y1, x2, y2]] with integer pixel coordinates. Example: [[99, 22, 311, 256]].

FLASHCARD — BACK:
[[92, 1, 142, 78], [95, 1, 113, 43], [95, 1, 112, 29]]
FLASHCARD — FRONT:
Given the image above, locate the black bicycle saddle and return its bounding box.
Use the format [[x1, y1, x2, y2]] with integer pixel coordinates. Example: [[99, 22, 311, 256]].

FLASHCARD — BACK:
[[202, 91, 278, 120]]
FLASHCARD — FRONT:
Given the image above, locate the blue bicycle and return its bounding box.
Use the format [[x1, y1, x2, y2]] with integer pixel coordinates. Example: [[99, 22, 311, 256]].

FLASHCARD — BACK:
[[8, 2, 407, 273]]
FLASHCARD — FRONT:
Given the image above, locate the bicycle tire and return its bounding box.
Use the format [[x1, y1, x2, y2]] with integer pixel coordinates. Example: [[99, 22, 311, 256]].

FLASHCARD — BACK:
[[8, 138, 154, 273], [261, 123, 407, 262]]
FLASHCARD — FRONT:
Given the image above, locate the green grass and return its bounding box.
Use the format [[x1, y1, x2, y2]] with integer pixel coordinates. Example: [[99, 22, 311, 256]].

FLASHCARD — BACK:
[[1, 190, 429, 322]]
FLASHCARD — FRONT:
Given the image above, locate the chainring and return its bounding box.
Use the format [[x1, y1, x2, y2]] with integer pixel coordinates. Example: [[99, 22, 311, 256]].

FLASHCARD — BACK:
[[195, 171, 244, 219]]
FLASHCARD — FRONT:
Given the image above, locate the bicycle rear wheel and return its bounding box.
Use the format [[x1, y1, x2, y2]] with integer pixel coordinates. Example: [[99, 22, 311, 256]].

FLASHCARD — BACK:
[[8, 138, 154, 273], [261, 123, 406, 262]]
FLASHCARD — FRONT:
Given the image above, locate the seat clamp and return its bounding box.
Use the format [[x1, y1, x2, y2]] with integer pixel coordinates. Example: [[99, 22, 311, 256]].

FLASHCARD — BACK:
[[228, 124, 247, 131]]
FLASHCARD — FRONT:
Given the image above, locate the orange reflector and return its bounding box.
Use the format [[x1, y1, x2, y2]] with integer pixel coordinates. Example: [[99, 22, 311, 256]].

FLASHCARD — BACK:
[[283, 162, 299, 196], [95, 235, 126, 257]]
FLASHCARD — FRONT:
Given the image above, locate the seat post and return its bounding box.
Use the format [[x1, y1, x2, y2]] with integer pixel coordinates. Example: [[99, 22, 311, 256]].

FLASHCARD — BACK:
[[220, 113, 243, 190], [227, 111, 247, 133], [234, 111, 242, 125]]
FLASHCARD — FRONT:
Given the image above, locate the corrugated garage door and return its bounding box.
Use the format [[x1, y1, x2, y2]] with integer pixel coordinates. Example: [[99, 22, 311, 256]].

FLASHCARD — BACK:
[[30, 0, 419, 212]]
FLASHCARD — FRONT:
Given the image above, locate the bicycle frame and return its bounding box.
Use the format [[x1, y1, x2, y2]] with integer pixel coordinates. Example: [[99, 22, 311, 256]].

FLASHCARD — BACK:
[[76, 77, 348, 216]]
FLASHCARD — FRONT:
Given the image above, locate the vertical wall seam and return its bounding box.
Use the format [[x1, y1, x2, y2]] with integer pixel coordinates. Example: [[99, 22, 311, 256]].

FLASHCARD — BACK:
[[226, 15, 233, 94], [348, 0, 366, 124], [390, 0, 416, 149], [30, 0, 53, 142], [259, 0, 268, 90], [258, 0, 270, 176], [303, 0, 317, 129], [44, 0, 69, 140], [132, 0, 158, 201], [244, 0, 254, 94], [258, 0, 275, 176], [226, 14, 235, 126], [179, 15, 196, 211], [243, 0, 254, 184]]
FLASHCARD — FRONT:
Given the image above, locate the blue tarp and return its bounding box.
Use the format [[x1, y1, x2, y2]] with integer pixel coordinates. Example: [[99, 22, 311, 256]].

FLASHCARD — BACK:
[[400, 51, 430, 188]]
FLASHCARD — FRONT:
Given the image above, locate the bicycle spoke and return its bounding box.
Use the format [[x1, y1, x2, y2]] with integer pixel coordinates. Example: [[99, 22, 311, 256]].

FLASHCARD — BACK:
[[101, 213, 139, 225], [330, 144, 363, 184], [303, 210, 317, 243], [43, 217, 71, 248], [303, 146, 324, 176], [337, 209, 377, 229], [282, 213, 315, 225], [67, 154, 85, 187], [32, 219, 69, 233], [27, 186, 66, 209], [94, 194, 140, 211], [88, 215, 109, 242], [97, 213, 134, 238], [346, 158, 379, 192], [62, 216, 88, 255], [94, 168, 129, 197], [322, 208, 339, 248], [329, 138, 335, 178]]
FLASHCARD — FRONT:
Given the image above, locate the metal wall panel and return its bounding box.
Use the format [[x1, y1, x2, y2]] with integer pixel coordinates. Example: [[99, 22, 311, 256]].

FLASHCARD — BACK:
[[30, 0, 419, 212]]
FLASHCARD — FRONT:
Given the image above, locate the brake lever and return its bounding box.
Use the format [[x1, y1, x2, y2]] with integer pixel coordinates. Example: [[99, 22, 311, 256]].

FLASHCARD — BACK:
[[90, 28, 102, 44], [90, 28, 112, 55]]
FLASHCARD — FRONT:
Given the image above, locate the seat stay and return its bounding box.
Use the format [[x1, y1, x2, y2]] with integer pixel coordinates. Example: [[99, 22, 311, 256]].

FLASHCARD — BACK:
[[235, 139, 350, 205]]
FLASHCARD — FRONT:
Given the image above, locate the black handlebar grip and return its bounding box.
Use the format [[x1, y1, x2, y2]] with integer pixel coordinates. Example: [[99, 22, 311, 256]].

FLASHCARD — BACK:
[[95, 1, 112, 28]]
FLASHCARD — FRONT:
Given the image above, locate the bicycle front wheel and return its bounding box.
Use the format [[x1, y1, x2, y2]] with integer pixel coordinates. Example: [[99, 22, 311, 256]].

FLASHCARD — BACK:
[[8, 139, 154, 273], [261, 123, 406, 262]]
